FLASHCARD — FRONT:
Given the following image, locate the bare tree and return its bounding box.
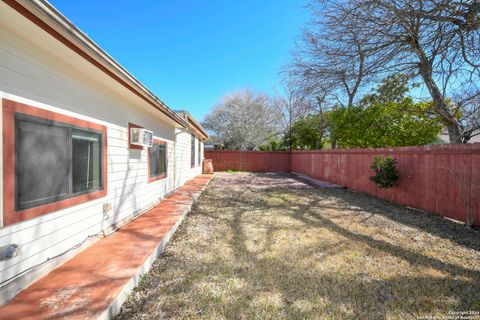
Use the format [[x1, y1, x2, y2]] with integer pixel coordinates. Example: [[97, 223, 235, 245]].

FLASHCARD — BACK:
[[271, 80, 316, 149], [288, 1, 388, 109], [453, 87, 480, 141], [292, 0, 480, 143], [202, 89, 283, 150]]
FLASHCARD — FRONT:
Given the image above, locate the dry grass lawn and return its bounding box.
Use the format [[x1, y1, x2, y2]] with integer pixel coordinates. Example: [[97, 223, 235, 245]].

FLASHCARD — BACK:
[[116, 172, 480, 320]]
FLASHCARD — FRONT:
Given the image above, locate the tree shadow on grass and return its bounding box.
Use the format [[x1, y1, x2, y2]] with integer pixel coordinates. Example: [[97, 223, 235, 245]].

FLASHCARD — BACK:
[[224, 194, 479, 318], [245, 172, 479, 252], [217, 174, 479, 317], [305, 186, 479, 252], [116, 173, 480, 320]]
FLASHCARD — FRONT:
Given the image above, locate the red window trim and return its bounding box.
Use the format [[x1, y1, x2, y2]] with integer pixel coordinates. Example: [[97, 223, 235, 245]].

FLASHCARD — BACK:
[[148, 138, 168, 183], [128, 122, 144, 150], [2, 99, 108, 226]]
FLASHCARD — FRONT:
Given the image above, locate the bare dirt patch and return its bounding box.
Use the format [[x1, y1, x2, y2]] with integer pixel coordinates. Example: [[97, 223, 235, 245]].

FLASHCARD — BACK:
[[116, 172, 480, 320]]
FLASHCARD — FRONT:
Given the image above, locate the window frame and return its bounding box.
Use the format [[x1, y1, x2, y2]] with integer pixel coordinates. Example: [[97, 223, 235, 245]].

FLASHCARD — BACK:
[[148, 138, 168, 183], [2, 99, 108, 226], [191, 133, 195, 168], [14, 113, 104, 210], [128, 122, 144, 150]]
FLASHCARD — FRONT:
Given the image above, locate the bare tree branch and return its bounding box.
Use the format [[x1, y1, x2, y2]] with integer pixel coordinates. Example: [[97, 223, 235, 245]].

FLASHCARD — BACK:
[[287, 0, 480, 143]]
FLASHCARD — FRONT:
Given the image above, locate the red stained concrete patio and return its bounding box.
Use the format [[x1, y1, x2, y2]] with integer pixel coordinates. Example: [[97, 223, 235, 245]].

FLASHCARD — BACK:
[[0, 174, 213, 320]]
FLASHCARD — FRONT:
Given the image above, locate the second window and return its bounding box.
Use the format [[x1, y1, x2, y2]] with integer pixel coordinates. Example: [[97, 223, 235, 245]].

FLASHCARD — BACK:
[[149, 140, 167, 182]]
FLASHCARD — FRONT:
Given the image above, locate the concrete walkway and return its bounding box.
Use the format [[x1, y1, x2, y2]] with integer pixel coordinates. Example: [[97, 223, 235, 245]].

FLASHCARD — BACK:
[[0, 174, 213, 320]]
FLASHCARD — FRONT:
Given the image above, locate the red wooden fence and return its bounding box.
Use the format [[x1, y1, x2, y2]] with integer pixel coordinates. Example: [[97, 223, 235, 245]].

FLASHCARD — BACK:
[[205, 151, 291, 172], [205, 144, 480, 226]]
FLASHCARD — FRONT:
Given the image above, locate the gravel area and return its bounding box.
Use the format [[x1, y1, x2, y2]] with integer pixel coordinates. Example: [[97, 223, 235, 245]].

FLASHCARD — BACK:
[[116, 172, 480, 320]]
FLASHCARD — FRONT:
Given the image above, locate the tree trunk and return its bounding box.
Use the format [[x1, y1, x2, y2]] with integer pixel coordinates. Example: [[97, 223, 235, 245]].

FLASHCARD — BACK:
[[422, 75, 463, 143], [316, 96, 325, 150], [412, 42, 463, 143]]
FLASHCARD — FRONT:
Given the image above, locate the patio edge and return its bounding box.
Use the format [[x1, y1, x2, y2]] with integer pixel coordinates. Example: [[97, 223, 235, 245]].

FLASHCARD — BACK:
[[100, 174, 214, 320]]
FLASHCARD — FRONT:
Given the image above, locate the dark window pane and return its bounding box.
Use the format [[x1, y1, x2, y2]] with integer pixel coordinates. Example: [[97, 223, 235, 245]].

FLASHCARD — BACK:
[[150, 143, 166, 178], [16, 119, 69, 210], [159, 144, 166, 176], [149, 143, 160, 177], [72, 129, 102, 194]]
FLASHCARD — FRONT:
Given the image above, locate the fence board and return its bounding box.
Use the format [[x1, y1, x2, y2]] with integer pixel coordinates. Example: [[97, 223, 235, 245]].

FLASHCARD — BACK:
[[205, 144, 480, 226]]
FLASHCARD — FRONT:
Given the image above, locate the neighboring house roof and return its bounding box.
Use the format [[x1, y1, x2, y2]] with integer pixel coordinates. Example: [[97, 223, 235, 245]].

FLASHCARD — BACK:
[[174, 110, 209, 140], [470, 135, 480, 143], [439, 129, 480, 144], [204, 144, 224, 150], [3, 0, 202, 130]]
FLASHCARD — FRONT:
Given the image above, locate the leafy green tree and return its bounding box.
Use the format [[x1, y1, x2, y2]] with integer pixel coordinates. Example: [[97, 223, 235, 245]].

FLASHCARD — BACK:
[[329, 99, 442, 148], [360, 73, 413, 106], [259, 137, 286, 151], [329, 74, 443, 148], [284, 114, 326, 150]]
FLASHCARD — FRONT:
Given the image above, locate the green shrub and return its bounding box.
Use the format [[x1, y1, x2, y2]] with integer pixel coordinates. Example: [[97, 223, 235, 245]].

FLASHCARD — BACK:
[[369, 155, 399, 189]]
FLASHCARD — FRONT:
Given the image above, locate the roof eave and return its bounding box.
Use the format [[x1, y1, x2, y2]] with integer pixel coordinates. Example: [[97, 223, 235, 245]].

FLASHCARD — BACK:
[[174, 111, 208, 140], [5, 0, 189, 128]]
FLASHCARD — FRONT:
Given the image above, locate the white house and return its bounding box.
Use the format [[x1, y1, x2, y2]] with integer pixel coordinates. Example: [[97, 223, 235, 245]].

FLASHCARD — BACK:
[[0, 0, 207, 303]]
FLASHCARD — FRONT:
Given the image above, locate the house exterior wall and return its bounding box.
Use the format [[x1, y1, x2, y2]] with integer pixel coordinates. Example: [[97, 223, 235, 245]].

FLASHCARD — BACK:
[[174, 130, 203, 189], [0, 2, 204, 303]]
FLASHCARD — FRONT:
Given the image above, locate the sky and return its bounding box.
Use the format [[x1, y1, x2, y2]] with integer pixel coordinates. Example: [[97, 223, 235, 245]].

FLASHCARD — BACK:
[[48, 0, 309, 121]]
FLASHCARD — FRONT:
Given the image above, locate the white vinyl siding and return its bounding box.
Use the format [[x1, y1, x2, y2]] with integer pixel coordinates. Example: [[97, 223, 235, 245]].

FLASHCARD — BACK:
[[174, 130, 203, 189], [0, 7, 201, 302]]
